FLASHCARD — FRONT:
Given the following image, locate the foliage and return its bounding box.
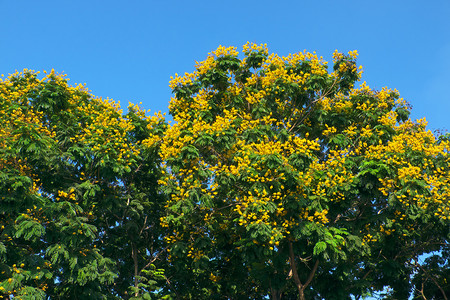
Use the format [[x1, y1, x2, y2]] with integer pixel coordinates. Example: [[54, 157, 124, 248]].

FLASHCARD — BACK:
[[160, 43, 450, 299], [0, 70, 169, 299], [1, 42, 449, 300]]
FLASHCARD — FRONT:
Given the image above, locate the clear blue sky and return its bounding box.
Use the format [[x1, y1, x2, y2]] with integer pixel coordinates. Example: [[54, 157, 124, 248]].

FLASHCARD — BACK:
[[2, 0, 449, 132]]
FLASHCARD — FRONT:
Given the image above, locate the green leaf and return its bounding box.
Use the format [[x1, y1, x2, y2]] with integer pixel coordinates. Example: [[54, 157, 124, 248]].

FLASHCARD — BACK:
[[314, 241, 327, 255], [0, 242, 6, 254]]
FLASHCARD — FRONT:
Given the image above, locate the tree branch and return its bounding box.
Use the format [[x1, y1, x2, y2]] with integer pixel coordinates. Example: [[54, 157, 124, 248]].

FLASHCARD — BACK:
[[288, 241, 303, 292], [131, 242, 139, 297], [304, 259, 319, 288], [413, 258, 447, 300]]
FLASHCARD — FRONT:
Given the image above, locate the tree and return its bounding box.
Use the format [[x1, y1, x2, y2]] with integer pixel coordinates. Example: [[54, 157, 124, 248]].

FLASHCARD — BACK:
[[0, 70, 169, 299], [2, 44, 449, 300], [159, 43, 450, 299]]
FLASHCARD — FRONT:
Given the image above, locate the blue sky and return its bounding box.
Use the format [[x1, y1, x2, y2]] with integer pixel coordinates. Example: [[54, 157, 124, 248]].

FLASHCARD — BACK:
[[2, 0, 450, 132]]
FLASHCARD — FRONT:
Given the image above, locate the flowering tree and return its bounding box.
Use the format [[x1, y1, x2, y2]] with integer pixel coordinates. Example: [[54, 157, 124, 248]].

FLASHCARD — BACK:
[[159, 43, 449, 299], [1, 44, 448, 300], [0, 70, 168, 299]]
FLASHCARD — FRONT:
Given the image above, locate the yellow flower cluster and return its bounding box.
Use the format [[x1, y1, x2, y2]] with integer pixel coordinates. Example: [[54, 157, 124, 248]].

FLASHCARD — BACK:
[[322, 124, 337, 136], [379, 111, 398, 127], [299, 208, 329, 224], [169, 72, 197, 89], [171, 45, 241, 91], [73, 96, 139, 165], [0, 72, 57, 153], [135, 106, 166, 149], [343, 124, 357, 137], [360, 125, 372, 138], [211, 45, 240, 58], [332, 50, 344, 61], [365, 120, 450, 221], [243, 42, 269, 55], [397, 164, 421, 181], [56, 188, 76, 201], [348, 50, 359, 59]]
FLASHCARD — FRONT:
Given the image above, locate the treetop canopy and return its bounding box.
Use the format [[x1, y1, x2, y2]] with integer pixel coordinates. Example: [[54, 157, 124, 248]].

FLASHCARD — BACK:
[[159, 42, 449, 299], [0, 43, 449, 299]]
